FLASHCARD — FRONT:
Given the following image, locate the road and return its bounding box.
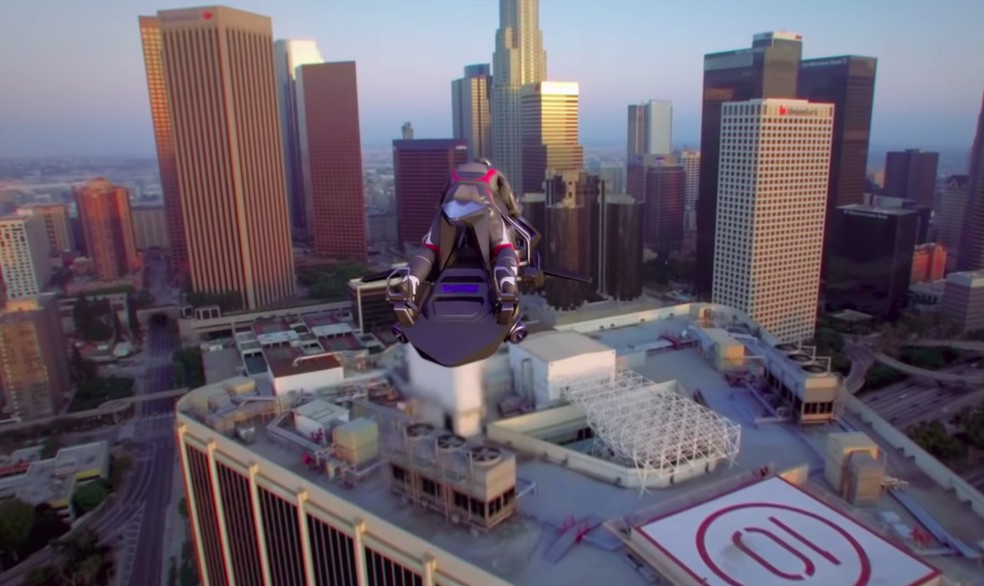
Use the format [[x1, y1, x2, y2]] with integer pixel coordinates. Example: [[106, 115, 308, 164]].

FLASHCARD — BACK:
[[0, 323, 181, 586]]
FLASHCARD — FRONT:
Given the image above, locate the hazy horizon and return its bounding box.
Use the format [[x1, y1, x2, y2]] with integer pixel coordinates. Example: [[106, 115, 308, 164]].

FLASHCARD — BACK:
[[1, 0, 982, 158]]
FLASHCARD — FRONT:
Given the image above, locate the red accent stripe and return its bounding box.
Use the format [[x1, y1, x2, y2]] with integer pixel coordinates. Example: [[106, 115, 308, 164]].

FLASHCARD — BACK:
[[492, 242, 514, 255], [423, 242, 439, 252]]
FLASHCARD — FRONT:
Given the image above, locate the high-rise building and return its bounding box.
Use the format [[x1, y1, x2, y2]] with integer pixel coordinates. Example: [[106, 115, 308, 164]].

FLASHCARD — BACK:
[[695, 31, 803, 297], [0, 214, 49, 299], [937, 175, 969, 261], [958, 92, 984, 271], [798, 56, 877, 277], [941, 270, 984, 332], [520, 81, 583, 194], [138, 16, 187, 268], [131, 205, 170, 250], [156, 6, 295, 310], [627, 100, 672, 159], [827, 205, 917, 320], [911, 243, 947, 285], [74, 178, 139, 282], [452, 64, 493, 160], [627, 156, 685, 254], [591, 193, 643, 300], [393, 139, 469, 249], [678, 150, 700, 232], [712, 99, 833, 343], [598, 163, 626, 196], [0, 295, 69, 422], [401, 122, 414, 140], [274, 39, 324, 234], [297, 61, 367, 261], [884, 149, 940, 208], [863, 194, 932, 245], [491, 0, 547, 187], [20, 204, 75, 255], [543, 172, 597, 309]]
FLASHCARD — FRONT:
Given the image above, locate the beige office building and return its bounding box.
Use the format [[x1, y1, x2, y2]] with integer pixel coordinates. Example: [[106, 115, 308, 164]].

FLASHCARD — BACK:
[[711, 99, 834, 343], [0, 214, 49, 299], [155, 6, 295, 310], [20, 203, 75, 255], [131, 206, 170, 250], [0, 295, 69, 421], [520, 81, 584, 194], [452, 64, 492, 160]]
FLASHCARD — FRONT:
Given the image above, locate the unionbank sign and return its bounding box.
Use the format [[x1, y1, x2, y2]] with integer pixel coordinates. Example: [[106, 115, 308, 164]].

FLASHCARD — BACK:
[[162, 10, 214, 23], [778, 105, 819, 117]]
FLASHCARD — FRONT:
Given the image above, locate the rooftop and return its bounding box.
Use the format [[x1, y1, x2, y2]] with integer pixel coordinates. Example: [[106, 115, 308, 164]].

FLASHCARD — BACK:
[[517, 330, 612, 363], [840, 203, 919, 217], [946, 270, 984, 288], [177, 306, 984, 585]]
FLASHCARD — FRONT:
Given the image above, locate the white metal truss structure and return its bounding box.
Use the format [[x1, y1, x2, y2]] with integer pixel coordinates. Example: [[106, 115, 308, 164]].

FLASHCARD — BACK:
[[560, 368, 741, 489]]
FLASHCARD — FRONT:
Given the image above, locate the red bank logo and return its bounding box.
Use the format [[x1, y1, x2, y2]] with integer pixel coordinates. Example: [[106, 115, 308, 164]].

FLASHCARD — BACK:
[[779, 105, 789, 116], [202, 11, 213, 20]]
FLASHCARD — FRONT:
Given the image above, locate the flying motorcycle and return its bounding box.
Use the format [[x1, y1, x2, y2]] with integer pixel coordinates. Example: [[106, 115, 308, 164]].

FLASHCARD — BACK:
[[361, 197, 590, 367]]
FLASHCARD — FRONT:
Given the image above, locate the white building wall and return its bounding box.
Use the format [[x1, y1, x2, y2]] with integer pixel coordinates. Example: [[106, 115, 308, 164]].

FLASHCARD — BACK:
[[272, 367, 343, 395], [508, 344, 616, 409], [711, 99, 833, 344]]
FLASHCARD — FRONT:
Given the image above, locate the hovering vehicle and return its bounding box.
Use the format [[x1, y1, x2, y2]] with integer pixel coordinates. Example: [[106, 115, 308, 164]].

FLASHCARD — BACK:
[[362, 196, 590, 368]]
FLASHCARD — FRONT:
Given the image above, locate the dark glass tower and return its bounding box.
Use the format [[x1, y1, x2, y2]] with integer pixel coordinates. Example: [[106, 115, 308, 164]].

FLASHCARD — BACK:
[[798, 56, 877, 279], [827, 205, 918, 320], [884, 149, 940, 208], [694, 31, 803, 297], [958, 92, 984, 271]]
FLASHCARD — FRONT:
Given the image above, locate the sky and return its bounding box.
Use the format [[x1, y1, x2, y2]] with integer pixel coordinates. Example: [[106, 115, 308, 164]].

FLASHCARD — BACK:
[[0, 0, 983, 158]]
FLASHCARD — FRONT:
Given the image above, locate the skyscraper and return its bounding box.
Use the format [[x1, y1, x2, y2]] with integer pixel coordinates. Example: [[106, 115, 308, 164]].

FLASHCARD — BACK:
[[627, 156, 686, 254], [884, 149, 940, 208], [827, 205, 917, 320], [591, 193, 643, 300], [959, 93, 984, 271], [157, 6, 295, 310], [138, 16, 187, 268], [0, 295, 69, 422], [131, 205, 171, 251], [678, 150, 701, 232], [520, 81, 583, 194], [798, 55, 877, 275], [20, 203, 75, 255], [452, 64, 493, 160], [695, 31, 803, 297], [491, 0, 547, 188], [0, 214, 49, 299], [712, 99, 833, 343], [74, 178, 139, 282], [393, 139, 468, 249], [544, 171, 596, 309], [627, 100, 672, 159], [297, 61, 367, 262], [937, 175, 970, 261], [274, 39, 324, 234]]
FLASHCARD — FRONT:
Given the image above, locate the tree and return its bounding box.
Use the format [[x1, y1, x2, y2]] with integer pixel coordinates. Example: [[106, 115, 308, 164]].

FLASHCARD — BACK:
[[908, 420, 966, 461], [69, 347, 98, 387], [0, 499, 35, 562], [109, 452, 133, 490], [172, 348, 204, 389], [72, 482, 108, 515], [23, 504, 70, 556], [24, 565, 59, 586], [53, 528, 115, 586], [134, 289, 156, 309]]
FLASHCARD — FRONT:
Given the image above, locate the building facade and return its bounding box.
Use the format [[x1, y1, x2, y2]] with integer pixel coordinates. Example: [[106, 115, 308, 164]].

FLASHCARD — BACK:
[[627, 156, 685, 254], [695, 31, 804, 297], [884, 149, 940, 209], [297, 61, 367, 261], [131, 206, 170, 250], [958, 93, 984, 271], [827, 206, 917, 320], [392, 139, 469, 249], [678, 150, 700, 232], [941, 270, 984, 332], [520, 81, 584, 195], [20, 204, 75, 255], [452, 64, 492, 160], [491, 0, 547, 189], [0, 214, 49, 299], [592, 194, 643, 300], [936, 175, 969, 262], [711, 99, 833, 343], [74, 178, 139, 282], [911, 243, 947, 285], [138, 15, 187, 267], [274, 39, 324, 234], [0, 295, 69, 422], [627, 100, 672, 159], [544, 171, 596, 309], [157, 6, 296, 310]]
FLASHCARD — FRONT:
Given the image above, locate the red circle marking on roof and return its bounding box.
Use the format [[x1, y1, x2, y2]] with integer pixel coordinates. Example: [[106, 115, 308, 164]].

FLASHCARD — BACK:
[[202, 11, 213, 20]]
